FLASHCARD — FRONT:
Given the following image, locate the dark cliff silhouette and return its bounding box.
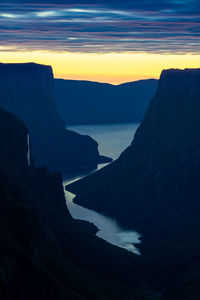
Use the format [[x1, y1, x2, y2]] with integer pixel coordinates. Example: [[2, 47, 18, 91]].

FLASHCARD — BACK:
[[68, 68, 200, 299], [54, 78, 158, 125], [0, 63, 111, 173]]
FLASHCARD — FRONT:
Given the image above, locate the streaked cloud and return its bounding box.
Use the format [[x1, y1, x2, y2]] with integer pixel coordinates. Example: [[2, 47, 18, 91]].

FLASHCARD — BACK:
[[0, 1, 199, 54]]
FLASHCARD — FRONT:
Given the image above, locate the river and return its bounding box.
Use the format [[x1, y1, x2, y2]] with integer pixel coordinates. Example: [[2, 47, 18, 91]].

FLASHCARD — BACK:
[[64, 123, 141, 255]]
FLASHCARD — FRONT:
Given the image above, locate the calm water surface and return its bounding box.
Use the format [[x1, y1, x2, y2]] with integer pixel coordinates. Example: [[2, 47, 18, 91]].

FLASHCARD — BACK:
[[64, 123, 141, 254]]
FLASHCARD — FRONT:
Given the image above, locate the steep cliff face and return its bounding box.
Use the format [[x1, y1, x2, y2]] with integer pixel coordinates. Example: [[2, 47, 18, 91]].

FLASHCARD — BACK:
[[0, 63, 109, 173], [0, 107, 68, 299], [134, 68, 200, 138], [68, 68, 200, 234], [0, 107, 30, 171], [54, 78, 158, 125]]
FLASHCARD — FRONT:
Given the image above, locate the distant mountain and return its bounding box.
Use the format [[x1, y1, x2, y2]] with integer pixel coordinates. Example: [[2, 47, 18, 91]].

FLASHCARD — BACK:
[[54, 78, 158, 125], [0, 63, 110, 173]]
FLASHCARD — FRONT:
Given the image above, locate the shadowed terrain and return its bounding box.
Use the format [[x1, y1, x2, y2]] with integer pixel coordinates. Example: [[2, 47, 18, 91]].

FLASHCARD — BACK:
[[54, 78, 158, 125]]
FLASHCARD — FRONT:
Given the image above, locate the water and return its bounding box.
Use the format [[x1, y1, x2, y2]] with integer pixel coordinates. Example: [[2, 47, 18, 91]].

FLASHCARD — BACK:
[[64, 123, 141, 254], [67, 123, 138, 161]]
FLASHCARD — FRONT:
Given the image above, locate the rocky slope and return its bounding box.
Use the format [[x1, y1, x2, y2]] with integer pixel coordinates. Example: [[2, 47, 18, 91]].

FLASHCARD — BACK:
[[54, 78, 158, 125], [0, 63, 110, 173]]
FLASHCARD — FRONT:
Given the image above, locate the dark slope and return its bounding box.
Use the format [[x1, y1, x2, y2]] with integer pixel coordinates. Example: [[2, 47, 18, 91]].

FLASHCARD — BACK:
[[0, 63, 110, 173], [67, 68, 200, 299], [0, 107, 148, 300], [54, 78, 158, 125]]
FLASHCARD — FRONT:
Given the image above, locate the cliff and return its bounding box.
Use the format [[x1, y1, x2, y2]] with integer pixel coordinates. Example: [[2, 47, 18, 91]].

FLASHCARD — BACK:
[[0, 63, 110, 173], [0, 107, 30, 171], [54, 78, 158, 125]]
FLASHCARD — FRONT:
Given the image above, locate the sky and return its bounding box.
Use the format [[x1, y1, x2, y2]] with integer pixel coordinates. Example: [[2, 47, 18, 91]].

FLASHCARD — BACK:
[[0, 0, 199, 83]]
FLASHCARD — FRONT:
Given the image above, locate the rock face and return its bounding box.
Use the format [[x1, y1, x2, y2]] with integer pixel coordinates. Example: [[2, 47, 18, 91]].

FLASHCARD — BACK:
[[0, 107, 30, 171], [54, 78, 158, 125], [68, 68, 200, 234], [0, 63, 109, 173], [0, 106, 145, 300]]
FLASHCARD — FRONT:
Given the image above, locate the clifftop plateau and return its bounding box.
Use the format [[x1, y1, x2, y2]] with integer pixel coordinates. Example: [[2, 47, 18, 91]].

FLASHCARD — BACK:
[[0, 63, 109, 173]]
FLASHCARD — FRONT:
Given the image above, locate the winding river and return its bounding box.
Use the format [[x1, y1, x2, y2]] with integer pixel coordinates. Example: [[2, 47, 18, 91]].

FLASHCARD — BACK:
[[64, 123, 141, 255]]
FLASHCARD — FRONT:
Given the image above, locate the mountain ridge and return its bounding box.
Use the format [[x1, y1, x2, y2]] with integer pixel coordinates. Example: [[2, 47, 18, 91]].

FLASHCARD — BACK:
[[54, 78, 158, 125]]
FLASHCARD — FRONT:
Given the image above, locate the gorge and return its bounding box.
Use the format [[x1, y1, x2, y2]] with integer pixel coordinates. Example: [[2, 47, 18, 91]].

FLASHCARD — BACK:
[[68, 68, 200, 235], [1, 64, 200, 299]]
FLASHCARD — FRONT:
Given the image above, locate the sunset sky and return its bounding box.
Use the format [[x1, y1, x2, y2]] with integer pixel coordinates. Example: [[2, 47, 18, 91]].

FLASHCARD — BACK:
[[0, 0, 199, 84]]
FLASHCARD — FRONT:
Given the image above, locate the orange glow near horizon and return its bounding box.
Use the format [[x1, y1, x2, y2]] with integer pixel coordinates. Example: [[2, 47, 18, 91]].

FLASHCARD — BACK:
[[0, 51, 200, 84]]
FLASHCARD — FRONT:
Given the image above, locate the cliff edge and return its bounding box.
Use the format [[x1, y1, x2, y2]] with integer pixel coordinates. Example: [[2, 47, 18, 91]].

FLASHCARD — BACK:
[[0, 63, 110, 173]]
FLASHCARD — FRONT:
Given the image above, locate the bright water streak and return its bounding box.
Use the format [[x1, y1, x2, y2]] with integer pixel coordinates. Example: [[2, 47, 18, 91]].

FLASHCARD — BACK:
[[64, 123, 141, 254]]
